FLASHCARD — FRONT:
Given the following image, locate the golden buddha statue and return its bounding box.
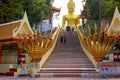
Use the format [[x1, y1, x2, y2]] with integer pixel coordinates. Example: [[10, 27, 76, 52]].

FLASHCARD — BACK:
[[61, 0, 80, 31]]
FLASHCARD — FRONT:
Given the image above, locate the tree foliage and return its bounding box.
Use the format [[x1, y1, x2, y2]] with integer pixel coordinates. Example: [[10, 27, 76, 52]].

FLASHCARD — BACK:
[[0, 0, 52, 25], [84, 0, 120, 48], [102, 0, 120, 20], [86, 0, 120, 21], [86, 0, 99, 20], [0, 0, 24, 24]]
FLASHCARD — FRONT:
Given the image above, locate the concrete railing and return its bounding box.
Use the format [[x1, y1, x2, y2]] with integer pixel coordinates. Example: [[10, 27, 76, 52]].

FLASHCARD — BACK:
[[76, 27, 99, 72], [40, 27, 60, 69]]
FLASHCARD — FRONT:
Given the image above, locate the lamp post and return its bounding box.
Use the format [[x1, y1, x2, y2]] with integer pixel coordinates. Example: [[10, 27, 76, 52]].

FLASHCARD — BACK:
[[40, 1, 53, 34], [39, 1, 46, 34], [99, 0, 102, 28]]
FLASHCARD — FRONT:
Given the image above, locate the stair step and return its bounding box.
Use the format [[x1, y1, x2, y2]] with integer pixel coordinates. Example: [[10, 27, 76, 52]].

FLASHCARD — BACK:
[[48, 58, 91, 61], [41, 68, 95, 71], [51, 54, 88, 59], [34, 73, 81, 77], [34, 72, 102, 78], [46, 60, 91, 64], [43, 66, 94, 68], [41, 31, 96, 76], [41, 68, 95, 70], [39, 71, 96, 73], [44, 63, 93, 65], [50, 53, 88, 55], [34, 72, 101, 78], [40, 70, 96, 73], [40, 68, 96, 73]]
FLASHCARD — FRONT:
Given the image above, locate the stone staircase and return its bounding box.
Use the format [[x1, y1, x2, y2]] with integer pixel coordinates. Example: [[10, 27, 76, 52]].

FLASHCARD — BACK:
[[37, 31, 100, 77]]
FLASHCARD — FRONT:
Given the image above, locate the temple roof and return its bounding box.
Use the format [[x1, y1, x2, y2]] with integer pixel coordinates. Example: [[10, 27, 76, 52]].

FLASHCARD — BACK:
[[107, 6, 120, 36], [0, 12, 33, 41], [0, 20, 21, 40], [52, 6, 61, 13]]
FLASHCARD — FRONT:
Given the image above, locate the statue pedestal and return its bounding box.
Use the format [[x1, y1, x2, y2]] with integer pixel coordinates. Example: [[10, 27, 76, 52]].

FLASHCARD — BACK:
[[94, 57, 101, 72], [34, 63, 40, 73], [95, 62, 100, 72], [33, 59, 41, 73]]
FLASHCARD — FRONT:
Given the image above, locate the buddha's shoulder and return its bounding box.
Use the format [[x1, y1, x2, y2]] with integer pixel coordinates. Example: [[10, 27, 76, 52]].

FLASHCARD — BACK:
[[63, 14, 79, 18], [63, 14, 68, 17], [73, 14, 80, 17], [63, 14, 76, 16]]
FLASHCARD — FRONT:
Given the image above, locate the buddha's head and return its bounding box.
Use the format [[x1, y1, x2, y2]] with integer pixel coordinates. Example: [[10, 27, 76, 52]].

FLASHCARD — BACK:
[[67, 0, 75, 13]]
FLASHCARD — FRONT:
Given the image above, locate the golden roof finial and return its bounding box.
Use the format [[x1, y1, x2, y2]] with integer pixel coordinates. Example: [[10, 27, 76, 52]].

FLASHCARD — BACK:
[[67, 0, 75, 7]]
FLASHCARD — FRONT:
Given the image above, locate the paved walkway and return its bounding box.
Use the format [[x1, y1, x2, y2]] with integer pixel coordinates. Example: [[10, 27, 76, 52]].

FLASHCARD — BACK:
[[0, 77, 120, 80]]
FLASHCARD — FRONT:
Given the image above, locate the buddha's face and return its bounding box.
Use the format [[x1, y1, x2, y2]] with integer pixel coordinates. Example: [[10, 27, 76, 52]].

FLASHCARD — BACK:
[[67, 3, 75, 13]]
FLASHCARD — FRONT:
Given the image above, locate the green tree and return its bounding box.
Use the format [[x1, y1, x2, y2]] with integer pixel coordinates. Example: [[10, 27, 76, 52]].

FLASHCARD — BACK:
[[86, 0, 99, 20], [0, 0, 52, 26], [86, 0, 120, 22], [0, 0, 24, 24], [23, 0, 52, 26], [102, 0, 120, 20], [85, 0, 120, 49]]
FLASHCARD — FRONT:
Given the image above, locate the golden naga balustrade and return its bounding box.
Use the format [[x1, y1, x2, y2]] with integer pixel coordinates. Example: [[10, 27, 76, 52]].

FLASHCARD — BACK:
[[81, 27, 119, 63], [77, 6, 120, 64], [17, 31, 53, 63]]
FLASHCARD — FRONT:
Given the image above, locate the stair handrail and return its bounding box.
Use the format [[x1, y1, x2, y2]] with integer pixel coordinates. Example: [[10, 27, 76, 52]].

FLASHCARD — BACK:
[[76, 26, 99, 71], [40, 27, 61, 69]]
